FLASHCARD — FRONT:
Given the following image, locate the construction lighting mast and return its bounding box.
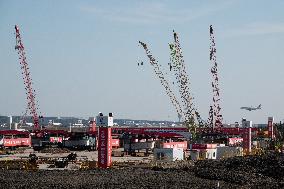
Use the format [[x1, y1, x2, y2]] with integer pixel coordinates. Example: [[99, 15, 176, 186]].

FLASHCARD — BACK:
[[209, 25, 223, 130], [139, 41, 183, 122], [14, 25, 42, 130]]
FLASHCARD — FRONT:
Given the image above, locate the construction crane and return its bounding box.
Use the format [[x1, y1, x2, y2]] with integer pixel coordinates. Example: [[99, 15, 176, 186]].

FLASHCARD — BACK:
[[195, 111, 207, 128], [209, 25, 223, 130], [139, 41, 183, 122], [172, 31, 195, 121], [207, 105, 214, 129], [14, 25, 42, 130], [19, 106, 29, 127], [169, 31, 206, 130]]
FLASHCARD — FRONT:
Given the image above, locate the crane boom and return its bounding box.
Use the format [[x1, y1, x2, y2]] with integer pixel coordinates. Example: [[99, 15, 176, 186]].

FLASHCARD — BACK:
[[139, 41, 183, 121], [169, 31, 208, 129], [171, 32, 195, 123], [14, 25, 42, 130], [209, 25, 223, 129]]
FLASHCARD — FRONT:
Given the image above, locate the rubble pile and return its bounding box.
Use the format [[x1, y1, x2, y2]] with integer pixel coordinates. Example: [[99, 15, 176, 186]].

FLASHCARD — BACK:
[[194, 153, 284, 188], [1, 153, 284, 188], [151, 160, 194, 171], [0, 169, 233, 189]]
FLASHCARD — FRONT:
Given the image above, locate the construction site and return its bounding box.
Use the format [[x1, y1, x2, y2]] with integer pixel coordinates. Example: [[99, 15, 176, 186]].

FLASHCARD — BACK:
[[0, 5, 283, 186]]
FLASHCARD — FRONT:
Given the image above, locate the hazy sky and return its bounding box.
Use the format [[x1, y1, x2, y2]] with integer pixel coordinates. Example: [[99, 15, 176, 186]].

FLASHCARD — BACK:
[[0, 0, 283, 123]]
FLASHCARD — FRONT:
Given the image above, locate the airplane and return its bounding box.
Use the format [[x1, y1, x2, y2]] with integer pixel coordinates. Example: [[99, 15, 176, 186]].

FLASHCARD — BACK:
[[240, 104, 261, 111]]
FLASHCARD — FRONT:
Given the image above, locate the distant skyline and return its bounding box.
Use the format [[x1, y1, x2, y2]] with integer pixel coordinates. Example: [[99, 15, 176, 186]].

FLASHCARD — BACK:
[[0, 1, 284, 123]]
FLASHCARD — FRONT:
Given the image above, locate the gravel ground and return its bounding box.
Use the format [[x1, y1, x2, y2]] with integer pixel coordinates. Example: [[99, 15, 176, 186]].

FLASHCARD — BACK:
[[0, 168, 235, 189], [194, 153, 284, 189], [0, 153, 283, 189]]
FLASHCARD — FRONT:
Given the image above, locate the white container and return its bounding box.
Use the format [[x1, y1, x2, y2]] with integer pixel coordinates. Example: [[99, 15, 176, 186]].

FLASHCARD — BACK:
[[153, 148, 184, 161], [206, 148, 217, 159]]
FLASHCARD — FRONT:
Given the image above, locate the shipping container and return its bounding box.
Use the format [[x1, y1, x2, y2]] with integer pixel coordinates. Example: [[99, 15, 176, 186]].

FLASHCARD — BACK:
[[50, 137, 63, 143], [3, 137, 31, 147], [64, 137, 96, 150], [154, 148, 184, 161], [189, 149, 217, 160], [162, 141, 187, 150], [111, 139, 120, 148], [0, 130, 31, 148], [190, 143, 217, 149], [228, 138, 243, 146], [124, 141, 155, 151]]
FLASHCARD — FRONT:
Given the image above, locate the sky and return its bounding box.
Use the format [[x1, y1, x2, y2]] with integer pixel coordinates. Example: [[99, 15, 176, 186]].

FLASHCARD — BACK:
[[0, 0, 284, 123]]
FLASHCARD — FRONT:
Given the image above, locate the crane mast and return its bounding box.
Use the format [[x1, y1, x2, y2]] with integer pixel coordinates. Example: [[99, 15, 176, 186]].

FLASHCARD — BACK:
[[14, 25, 41, 130], [169, 31, 206, 128], [139, 41, 183, 122], [209, 25, 223, 130]]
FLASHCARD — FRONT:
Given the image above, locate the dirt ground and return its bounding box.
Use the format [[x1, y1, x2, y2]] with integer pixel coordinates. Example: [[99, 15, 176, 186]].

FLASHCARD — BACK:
[[1, 153, 284, 189], [0, 168, 236, 189]]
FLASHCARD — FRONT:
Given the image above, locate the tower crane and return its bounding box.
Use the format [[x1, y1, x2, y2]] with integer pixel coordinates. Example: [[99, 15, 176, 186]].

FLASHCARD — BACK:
[[14, 25, 42, 130], [139, 41, 183, 122], [209, 25, 223, 130]]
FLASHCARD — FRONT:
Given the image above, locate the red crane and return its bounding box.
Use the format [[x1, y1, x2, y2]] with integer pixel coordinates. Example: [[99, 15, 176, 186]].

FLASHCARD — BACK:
[[14, 25, 42, 130], [209, 25, 223, 130]]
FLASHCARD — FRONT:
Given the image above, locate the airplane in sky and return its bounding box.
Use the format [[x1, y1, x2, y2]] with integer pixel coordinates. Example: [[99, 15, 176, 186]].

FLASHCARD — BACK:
[[240, 104, 262, 111]]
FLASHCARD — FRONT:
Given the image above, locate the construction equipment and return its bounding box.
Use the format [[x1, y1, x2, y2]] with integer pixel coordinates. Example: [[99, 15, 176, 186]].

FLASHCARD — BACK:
[[209, 25, 223, 130], [139, 27, 224, 138], [19, 106, 29, 127], [171, 31, 195, 121], [139, 34, 203, 139], [139, 41, 183, 122], [169, 31, 207, 130], [195, 111, 207, 128], [207, 106, 214, 129], [14, 25, 43, 130]]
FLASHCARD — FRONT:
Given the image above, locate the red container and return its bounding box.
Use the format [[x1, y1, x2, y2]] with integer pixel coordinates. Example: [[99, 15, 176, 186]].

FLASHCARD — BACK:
[[163, 141, 187, 150], [111, 139, 120, 148], [228, 138, 243, 145], [191, 144, 208, 149], [50, 137, 63, 143], [191, 143, 217, 149], [4, 138, 31, 147]]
